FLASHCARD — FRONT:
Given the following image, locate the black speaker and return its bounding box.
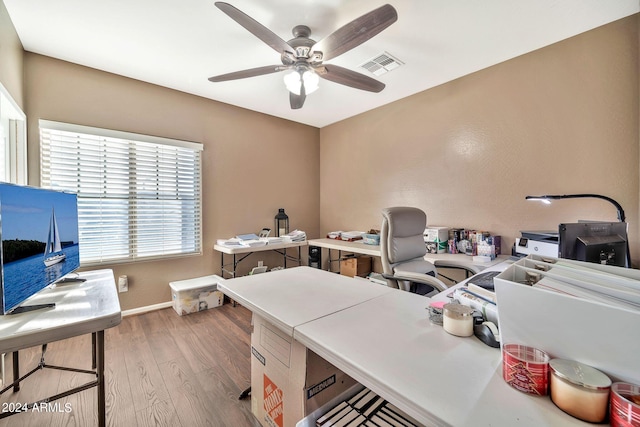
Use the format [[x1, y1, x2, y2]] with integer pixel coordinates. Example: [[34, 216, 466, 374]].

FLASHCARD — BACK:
[[309, 246, 321, 269]]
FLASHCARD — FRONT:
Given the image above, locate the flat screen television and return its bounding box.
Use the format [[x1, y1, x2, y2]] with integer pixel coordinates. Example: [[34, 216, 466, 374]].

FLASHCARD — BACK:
[[0, 183, 80, 314], [558, 222, 628, 268]]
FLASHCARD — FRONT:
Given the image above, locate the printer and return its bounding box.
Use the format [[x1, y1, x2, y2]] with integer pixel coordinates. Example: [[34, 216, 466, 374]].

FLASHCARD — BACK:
[[515, 231, 559, 258]]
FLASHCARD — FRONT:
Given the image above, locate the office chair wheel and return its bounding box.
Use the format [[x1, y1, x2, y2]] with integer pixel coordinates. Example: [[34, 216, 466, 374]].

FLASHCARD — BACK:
[[239, 386, 251, 400]]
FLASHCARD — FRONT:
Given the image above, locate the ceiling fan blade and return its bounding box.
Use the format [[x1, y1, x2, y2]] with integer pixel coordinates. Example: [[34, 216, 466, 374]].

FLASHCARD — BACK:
[[209, 65, 283, 82], [320, 65, 385, 93], [215, 2, 293, 55], [312, 4, 397, 62], [290, 80, 306, 109]]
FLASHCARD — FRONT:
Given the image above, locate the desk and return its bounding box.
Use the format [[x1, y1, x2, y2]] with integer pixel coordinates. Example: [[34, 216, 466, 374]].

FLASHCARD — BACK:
[[217, 267, 393, 336], [214, 240, 307, 278], [220, 265, 593, 427], [0, 269, 121, 427], [307, 238, 507, 276]]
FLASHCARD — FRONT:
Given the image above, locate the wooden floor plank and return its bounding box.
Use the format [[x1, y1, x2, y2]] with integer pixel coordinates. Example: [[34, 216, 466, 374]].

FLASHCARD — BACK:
[[0, 303, 257, 427], [160, 356, 223, 426]]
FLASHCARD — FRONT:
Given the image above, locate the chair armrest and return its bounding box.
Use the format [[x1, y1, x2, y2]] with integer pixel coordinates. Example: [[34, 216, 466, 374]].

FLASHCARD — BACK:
[[433, 260, 482, 276], [389, 271, 449, 293]]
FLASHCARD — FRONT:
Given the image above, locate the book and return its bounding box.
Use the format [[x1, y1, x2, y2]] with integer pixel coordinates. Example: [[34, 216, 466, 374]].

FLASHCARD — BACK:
[[236, 233, 260, 240], [453, 288, 499, 324], [467, 270, 501, 290], [466, 283, 497, 303]]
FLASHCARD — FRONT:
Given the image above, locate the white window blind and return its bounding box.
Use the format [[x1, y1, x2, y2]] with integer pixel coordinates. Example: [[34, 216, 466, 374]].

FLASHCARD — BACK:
[[39, 120, 203, 265]]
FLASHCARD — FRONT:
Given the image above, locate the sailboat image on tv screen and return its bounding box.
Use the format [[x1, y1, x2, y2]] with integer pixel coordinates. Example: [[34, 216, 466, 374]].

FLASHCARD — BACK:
[[44, 207, 66, 267]]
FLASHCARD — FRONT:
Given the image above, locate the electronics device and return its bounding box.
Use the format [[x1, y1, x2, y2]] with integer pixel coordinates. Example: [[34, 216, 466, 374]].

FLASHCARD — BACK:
[[515, 231, 558, 258], [0, 183, 80, 314], [559, 222, 628, 267], [309, 245, 321, 269]]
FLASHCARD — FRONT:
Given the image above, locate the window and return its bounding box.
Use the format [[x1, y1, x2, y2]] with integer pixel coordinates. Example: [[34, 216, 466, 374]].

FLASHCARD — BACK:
[[0, 83, 27, 184], [40, 120, 203, 265]]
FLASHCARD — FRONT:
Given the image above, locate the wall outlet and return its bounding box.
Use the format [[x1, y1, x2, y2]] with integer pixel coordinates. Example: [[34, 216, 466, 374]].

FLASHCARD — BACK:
[[258, 261, 263, 267], [118, 275, 128, 292]]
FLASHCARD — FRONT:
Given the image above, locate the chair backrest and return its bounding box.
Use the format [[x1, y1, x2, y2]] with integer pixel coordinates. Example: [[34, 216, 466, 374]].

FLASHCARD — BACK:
[[380, 207, 427, 275]]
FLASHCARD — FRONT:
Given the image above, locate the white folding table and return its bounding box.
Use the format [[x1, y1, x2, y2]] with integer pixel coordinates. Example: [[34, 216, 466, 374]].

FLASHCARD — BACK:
[[307, 237, 508, 277], [0, 269, 122, 427], [214, 240, 308, 278], [219, 265, 596, 426]]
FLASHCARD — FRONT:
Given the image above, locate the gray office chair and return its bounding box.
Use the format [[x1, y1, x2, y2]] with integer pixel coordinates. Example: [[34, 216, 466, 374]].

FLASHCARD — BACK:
[[380, 206, 449, 294]]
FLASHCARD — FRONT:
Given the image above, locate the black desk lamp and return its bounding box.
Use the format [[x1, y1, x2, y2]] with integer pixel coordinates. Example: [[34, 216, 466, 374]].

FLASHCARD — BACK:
[[525, 193, 630, 267]]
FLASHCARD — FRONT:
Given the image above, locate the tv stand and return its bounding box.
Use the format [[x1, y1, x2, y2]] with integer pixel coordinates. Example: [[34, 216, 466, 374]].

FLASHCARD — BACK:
[[56, 276, 87, 285], [8, 303, 56, 315], [0, 269, 121, 427]]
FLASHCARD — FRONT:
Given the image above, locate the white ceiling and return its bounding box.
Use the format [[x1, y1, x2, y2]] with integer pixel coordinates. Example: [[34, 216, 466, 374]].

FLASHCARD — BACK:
[[4, 0, 639, 128]]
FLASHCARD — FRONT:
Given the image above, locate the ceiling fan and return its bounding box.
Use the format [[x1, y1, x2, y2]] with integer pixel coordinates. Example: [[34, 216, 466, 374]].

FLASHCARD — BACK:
[[209, 2, 398, 109]]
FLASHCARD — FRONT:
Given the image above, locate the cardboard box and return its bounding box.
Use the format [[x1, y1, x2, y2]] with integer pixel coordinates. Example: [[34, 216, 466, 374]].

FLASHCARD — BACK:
[[251, 315, 358, 427], [169, 275, 224, 316], [494, 255, 640, 384], [339, 256, 372, 277], [424, 226, 449, 243], [424, 227, 449, 254]]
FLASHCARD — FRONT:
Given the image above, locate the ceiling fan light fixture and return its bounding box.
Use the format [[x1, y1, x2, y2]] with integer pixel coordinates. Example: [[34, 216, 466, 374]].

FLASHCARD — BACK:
[[283, 69, 319, 95]]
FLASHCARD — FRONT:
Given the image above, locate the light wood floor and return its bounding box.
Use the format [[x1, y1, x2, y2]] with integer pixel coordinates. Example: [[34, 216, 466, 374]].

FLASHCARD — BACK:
[[0, 304, 261, 427]]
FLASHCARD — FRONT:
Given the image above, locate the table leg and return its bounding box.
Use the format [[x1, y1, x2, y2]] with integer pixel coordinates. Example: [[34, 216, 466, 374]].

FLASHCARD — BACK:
[[12, 352, 19, 392], [96, 330, 105, 427], [92, 332, 96, 369]]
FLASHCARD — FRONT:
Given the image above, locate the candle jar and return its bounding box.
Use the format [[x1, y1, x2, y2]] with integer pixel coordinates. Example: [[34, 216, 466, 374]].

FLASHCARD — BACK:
[[549, 359, 611, 423], [442, 303, 474, 337], [502, 344, 550, 396], [610, 382, 640, 427]]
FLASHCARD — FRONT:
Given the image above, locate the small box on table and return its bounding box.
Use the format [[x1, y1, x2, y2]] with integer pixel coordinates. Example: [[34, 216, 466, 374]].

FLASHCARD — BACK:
[[169, 275, 225, 316], [424, 227, 449, 254]]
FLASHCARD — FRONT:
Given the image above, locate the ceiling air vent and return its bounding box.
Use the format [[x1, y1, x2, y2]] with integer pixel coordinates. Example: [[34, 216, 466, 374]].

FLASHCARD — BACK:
[[359, 52, 404, 76]]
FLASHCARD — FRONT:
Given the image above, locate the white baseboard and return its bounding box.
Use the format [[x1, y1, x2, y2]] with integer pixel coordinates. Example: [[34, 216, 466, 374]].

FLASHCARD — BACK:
[[122, 301, 173, 317]]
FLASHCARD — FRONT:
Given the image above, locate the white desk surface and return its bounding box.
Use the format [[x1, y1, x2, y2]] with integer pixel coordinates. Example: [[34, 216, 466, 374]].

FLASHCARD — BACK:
[[293, 289, 591, 427], [307, 238, 382, 257], [214, 240, 308, 255], [0, 269, 122, 354], [216, 266, 393, 336]]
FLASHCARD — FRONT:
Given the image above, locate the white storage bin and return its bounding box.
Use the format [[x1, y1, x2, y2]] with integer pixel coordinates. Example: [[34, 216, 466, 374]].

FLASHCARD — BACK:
[[169, 275, 225, 316], [494, 255, 640, 384]]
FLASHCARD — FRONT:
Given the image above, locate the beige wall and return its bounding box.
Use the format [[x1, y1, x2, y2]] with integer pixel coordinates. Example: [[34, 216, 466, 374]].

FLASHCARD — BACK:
[[4, 12, 640, 310], [0, 0, 23, 107], [320, 16, 640, 266], [24, 53, 320, 310]]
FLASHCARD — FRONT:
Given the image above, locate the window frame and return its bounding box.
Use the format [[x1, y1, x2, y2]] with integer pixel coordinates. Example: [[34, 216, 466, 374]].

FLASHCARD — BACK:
[[39, 119, 203, 266]]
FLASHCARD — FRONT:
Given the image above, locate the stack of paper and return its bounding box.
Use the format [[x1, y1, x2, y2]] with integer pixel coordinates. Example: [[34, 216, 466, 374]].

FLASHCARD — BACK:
[[217, 238, 243, 247], [236, 233, 260, 241], [340, 231, 364, 241], [239, 239, 267, 247], [261, 236, 283, 245], [282, 229, 306, 242]]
